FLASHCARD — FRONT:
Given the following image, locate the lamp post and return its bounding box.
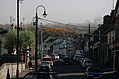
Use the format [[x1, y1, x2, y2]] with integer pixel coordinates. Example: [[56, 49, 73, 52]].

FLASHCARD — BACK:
[[35, 5, 47, 71]]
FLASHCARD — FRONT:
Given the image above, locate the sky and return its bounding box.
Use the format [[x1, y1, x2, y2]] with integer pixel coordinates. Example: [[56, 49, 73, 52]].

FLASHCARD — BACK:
[[0, 0, 117, 25]]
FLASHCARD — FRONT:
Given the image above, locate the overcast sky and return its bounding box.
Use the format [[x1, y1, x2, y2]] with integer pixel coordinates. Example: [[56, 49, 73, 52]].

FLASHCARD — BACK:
[[0, 0, 117, 24]]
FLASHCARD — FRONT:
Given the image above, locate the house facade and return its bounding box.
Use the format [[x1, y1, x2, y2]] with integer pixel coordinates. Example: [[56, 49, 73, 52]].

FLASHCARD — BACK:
[[111, 0, 119, 72]]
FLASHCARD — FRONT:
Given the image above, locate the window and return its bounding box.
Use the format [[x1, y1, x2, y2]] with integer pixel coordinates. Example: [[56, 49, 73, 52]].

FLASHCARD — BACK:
[[23, 74, 37, 79]]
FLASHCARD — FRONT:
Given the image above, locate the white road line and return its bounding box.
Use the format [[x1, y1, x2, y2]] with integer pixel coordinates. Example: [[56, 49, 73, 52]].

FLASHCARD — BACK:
[[58, 72, 84, 77]]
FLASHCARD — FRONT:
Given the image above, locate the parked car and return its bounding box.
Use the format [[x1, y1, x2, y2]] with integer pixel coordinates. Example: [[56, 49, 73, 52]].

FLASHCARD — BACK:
[[73, 55, 80, 61], [76, 56, 85, 63], [81, 59, 93, 68], [84, 67, 104, 79], [80, 58, 90, 64], [43, 56, 53, 67], [22, 71, 60, 79], [62, 57, 72, 65], [54, 54, 59, 60]]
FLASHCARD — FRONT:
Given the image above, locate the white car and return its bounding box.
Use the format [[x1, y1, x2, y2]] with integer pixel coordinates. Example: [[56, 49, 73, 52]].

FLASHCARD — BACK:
[[81, 59, 93, 68], [41, 61, 50, 64], [54, 54, 59, 60], [80, 58, 90, 64]]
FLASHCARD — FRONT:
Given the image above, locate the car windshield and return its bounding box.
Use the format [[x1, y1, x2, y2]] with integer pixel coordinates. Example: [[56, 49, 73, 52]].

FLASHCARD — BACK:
[[43, 58, 51, 61], [40, 63, 49, 67], [88, 68, 101, 72], [23, 74, 50, 79], [63, 58, 71, 60], [23, 74, 37, 79], [85, 61, 92, 63]]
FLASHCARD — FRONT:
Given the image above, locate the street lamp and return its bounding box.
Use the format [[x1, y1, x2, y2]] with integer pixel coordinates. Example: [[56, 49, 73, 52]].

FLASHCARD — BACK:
[[35, 5, 47, 71]]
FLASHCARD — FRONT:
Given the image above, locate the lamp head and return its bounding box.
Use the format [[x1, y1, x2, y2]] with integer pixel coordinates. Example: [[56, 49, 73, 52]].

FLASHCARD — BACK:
[[42, 11, 47, 18]]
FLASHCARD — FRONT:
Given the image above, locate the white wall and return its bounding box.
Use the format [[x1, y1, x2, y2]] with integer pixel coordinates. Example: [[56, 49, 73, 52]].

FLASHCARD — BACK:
[[0, 62, 25, 79]]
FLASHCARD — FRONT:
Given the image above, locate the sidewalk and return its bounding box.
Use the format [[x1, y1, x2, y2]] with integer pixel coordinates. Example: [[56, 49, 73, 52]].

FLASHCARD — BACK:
[[10, 59, 37, 79], [10, 59, 41, 79], [10, 67, 34, 79], [93, 62, 119, 78], [93, 62, 113, 71]]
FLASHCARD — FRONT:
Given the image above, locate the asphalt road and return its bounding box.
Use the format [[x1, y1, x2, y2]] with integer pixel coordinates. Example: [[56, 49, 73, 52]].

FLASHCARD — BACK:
[[10, 59, 119, 79], [53, 59, 119, 79], [53, 59, 85, 79]]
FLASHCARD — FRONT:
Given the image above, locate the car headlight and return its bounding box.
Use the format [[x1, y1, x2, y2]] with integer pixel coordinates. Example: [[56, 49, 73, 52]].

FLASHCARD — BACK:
[[99, 75, 103, 77]]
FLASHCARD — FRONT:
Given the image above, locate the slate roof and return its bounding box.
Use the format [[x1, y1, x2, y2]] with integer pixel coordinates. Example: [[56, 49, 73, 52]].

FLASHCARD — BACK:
[[0, 28, 8, 34], [112, 0, 119, 20]]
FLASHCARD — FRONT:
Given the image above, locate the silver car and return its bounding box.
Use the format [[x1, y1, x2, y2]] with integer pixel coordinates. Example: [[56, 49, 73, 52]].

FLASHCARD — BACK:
[[81, 59, 93, 68]]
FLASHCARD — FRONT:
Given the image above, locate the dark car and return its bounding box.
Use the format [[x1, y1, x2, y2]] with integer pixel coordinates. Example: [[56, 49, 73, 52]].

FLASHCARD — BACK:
[[38, 63, 52, 72], [22, 71, 60, 79], [84, 67, 104, 79], [62, 57, 72, 65]]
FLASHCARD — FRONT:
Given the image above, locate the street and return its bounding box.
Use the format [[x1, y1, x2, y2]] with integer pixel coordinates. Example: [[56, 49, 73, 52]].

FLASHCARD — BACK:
[[10, 59, 119, 79], [53, 59, 119, 79]]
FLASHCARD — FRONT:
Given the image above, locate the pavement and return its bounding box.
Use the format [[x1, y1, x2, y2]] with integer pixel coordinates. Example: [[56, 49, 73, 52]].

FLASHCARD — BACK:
[[10, 60, 36, 79], [10, 68, 34, 79], [93, 62, 119, 78]]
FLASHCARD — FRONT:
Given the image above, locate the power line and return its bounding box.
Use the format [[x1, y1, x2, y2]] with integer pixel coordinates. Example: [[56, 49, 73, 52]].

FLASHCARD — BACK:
[[39, 18, 98, 28]]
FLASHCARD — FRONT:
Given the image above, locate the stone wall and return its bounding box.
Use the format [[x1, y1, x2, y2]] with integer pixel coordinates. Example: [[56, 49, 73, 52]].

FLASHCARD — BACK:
[[0, 62, 25, 79]]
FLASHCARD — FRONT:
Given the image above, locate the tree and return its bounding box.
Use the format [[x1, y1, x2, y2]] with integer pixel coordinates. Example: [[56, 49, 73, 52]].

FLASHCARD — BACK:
[[38, 26, 78, 40], [4, 30, 35, 54]]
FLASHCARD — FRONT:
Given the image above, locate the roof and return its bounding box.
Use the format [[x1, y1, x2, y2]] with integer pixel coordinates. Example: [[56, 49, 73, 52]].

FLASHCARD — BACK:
[[44, 36, 52, 42], [93, 24, 114, 34], [43, 56, 52, 58], [0, 28, 8, 34], [112, 0, 119, 20]]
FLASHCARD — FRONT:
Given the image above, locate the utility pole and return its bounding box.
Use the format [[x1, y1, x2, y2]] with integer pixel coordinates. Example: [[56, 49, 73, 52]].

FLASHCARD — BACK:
[[99, 29, 101, 62], [16, 0, 19, 78], [88, 23, 90, 58], [41, 23, 43, 60]]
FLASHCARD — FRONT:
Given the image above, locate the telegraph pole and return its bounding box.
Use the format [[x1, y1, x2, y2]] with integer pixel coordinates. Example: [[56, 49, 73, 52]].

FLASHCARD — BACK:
[[16, 0, 19, 78], [89, 23, 91, 58], [99, 29, 101, 62]]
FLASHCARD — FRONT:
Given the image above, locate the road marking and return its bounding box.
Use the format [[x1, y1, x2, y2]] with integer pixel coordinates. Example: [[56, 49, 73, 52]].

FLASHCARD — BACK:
[[103, 71, 115, 74], [58, 72, 84, 77]]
